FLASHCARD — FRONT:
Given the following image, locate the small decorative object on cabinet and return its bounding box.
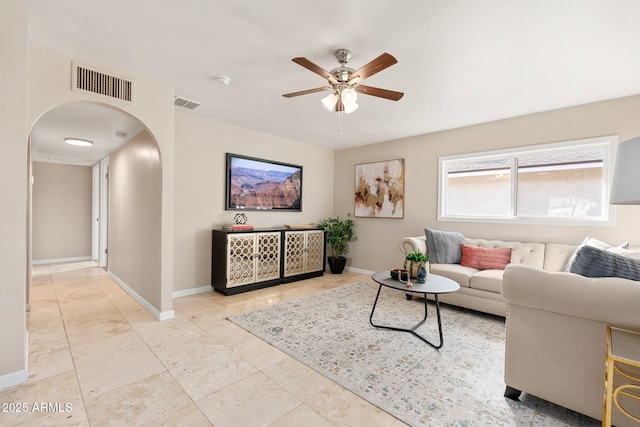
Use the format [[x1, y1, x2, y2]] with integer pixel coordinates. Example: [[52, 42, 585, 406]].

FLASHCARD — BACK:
[[211, 227, 325, 295]]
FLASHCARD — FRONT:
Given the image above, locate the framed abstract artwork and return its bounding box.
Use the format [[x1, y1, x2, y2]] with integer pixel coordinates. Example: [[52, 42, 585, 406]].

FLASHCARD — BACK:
[[354, 158, 404, 218]]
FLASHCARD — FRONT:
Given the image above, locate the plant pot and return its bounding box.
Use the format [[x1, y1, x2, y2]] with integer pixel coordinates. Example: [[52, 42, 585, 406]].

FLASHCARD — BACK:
[[327, 256, 347, 274], [405, 261, 429, 279]]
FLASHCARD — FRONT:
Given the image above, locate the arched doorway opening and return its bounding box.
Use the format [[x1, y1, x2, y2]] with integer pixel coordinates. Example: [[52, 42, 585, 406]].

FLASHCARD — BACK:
[[28, 101, 163, 316]]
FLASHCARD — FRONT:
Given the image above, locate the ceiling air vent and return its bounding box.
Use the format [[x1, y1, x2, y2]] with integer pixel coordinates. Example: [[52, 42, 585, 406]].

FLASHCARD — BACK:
[[72, 63, 134, 103], [174, 96, 201, 110]]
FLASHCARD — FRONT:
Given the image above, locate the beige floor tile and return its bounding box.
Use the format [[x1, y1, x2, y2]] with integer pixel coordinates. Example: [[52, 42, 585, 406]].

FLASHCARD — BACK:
[[75, 347, 166, 399], [203, 319, 258, 348], [28, 326, 69, 357], [143, 401, 213, 427], [69, 330, 150, 369], [269, 404, 335, 427], [230, 334, 292, 370], [169, 347, 258, 400], [147, 329, 226, 370], [261, 357, 336, 403], [0, 371, 86, 426], [84, 372, 193, 427], [64, 314, 133, 347], [195, 372, 302, 427], [28, 347, 75, 382], [306, 382, 399, 427]]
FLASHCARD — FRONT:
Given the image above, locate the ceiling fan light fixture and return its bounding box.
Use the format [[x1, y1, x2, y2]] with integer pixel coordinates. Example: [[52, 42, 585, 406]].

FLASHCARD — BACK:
[[64, 138, 93, 147], [321, 93, 338, 111], [341, 87, 357, 105], [344, 101, 359, 114]]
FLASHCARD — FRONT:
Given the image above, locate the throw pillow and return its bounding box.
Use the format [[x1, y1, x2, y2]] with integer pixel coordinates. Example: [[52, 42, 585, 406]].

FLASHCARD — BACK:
[[564, 236, 631, 272], [460, 244, 513, 270], [424, 228, 466, 264], [567, 245, 640, 281]]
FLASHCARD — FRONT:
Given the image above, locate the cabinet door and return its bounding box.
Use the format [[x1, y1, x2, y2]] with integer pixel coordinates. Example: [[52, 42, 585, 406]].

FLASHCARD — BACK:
[[305, 230, 325, 273], [283, 231, 306, 277], [255, 232, 281, 282], [226, 233, 256, 287]]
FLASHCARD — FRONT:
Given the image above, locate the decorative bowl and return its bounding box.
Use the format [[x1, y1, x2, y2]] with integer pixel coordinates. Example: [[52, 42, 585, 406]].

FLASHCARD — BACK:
[[390, 269, 409, 281]]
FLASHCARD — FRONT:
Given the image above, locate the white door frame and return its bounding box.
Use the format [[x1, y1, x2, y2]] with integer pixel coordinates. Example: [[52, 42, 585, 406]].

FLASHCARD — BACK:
[[99, 157, 109, 268], [92, 163, 100, 261]]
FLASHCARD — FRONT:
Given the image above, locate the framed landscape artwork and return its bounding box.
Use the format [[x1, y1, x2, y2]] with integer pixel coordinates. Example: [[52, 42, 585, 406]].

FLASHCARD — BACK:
[[225, 153, 302, 212], [354, 158, 404, 218]]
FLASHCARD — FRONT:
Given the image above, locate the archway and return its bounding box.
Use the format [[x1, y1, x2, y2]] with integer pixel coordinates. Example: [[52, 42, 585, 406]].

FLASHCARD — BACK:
[[28, 101, 164, 316]]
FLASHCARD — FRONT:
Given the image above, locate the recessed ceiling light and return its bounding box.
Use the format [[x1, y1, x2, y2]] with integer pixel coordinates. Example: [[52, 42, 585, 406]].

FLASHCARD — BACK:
[[64, 138, 93, 147]]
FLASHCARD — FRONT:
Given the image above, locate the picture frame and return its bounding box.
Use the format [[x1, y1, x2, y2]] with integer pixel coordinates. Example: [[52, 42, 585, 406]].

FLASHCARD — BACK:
[[354, 158, 404, 218]]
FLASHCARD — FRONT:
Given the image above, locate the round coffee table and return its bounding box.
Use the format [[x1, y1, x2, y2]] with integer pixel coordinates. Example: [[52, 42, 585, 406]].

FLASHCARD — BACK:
[[370, 271, 460, 349]]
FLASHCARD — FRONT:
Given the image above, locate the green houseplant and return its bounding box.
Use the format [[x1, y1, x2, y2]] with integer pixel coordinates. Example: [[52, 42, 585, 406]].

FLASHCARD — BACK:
[[404, 250, 428, 279], [318, 214, 356, 274]]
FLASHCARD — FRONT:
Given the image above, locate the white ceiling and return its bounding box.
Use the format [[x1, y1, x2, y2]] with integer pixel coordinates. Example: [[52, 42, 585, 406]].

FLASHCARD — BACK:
[[15, 0, 640, 164]]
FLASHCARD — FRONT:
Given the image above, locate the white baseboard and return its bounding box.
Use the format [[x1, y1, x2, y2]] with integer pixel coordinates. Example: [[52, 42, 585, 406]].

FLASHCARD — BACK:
[[108, 272, 175, 321], [0, 369, 27, 391], [172, 285, 211, 299], [32, 256, 92, 265], [345, 266, 375, 276]]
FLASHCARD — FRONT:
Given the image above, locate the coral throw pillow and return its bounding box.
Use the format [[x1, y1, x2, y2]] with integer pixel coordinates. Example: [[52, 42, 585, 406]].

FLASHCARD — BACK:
[[460, 244, 512, 270]]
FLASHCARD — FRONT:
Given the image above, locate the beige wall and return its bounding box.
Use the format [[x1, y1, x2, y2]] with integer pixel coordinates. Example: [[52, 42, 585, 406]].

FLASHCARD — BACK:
[[108, 131, 162, 308], [0, 0, 28, 387], [172, 110, 334, 291], [32, 162, 92, 262], [334, 95, 640, 272]]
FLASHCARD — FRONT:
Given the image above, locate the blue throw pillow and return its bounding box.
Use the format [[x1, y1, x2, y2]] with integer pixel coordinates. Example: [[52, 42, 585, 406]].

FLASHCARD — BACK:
[[424, 228, 465, 264], [567, 245, 640, 281]]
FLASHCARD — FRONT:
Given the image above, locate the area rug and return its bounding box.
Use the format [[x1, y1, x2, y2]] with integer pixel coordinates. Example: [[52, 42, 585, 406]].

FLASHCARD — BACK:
[[228, 282, 598, 426]]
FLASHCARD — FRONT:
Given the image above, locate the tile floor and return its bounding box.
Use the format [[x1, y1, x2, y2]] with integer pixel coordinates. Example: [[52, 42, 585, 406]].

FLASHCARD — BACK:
[[0, 262, 408, 426]]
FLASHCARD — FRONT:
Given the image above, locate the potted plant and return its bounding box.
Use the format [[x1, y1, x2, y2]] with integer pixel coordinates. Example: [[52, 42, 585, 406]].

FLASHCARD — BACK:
[[404, 250, 428, 279], [318, 214, 356, 274]]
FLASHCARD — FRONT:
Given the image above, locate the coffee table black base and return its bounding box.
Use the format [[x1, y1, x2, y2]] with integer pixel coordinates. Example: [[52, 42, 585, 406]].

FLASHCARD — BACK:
[[369, 284, 445, 349]]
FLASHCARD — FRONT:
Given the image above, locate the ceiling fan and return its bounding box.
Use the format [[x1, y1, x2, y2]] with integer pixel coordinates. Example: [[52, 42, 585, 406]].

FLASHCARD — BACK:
[[283, 48, 404, 114]]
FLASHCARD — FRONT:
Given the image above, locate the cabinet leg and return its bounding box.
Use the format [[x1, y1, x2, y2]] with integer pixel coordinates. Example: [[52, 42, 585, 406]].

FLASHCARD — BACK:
[[504, 386, 522, 400]]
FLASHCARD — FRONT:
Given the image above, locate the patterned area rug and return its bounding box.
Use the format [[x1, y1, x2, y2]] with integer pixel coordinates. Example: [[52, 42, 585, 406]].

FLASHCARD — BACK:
[[228, 282, 599, 426]]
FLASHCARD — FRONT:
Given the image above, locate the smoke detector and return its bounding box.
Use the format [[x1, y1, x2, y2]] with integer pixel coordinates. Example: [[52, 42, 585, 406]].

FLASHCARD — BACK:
[[213, 75, 231, 86]]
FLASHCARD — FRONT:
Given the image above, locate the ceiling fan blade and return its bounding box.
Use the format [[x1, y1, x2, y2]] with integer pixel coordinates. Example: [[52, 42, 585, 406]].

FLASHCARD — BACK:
[[347, 53, 397, 84], [292, 57, 338, 85], [355, 85, 404, 101], [282, 87, 332, 98]]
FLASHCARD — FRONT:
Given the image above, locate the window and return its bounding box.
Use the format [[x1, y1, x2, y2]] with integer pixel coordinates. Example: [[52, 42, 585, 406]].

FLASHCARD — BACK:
[[438, 136, 617, 225]]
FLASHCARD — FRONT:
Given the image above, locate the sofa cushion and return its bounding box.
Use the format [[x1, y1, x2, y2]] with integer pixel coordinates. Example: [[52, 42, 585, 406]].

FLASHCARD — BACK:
[[564, 236, 631, 272], [424, 228, 465, 264], [465, 238, 546, 269], [461, 244, 512, 270], [567, 245, 640, 281], [469, 270, 504, 293], [430, 264, 475, 287]]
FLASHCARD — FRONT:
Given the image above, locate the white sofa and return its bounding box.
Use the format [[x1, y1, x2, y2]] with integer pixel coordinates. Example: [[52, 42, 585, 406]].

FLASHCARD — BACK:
[[502, 264, 640, 424], [399, 235, 578, 317], [401, 233, 640, 423]]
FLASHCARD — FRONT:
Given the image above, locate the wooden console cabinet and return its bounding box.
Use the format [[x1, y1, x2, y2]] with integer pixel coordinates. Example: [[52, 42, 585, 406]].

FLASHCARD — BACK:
[[211, 227, 325, 295]]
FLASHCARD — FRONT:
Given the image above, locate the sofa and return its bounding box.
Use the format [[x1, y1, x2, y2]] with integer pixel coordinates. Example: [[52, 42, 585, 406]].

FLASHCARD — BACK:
[[401, 230, 640, 423], [502, 264, 640, 424], [399, 233, 578, 317]]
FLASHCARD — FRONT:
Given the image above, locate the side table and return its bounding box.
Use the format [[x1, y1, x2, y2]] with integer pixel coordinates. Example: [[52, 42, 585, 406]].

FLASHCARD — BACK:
[[603, 325, 640, 426]]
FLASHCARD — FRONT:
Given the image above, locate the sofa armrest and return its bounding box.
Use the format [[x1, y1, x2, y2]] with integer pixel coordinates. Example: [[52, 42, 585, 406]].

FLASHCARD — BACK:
[[502, 264, 640, 329], [399, 236, 427, 256]]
